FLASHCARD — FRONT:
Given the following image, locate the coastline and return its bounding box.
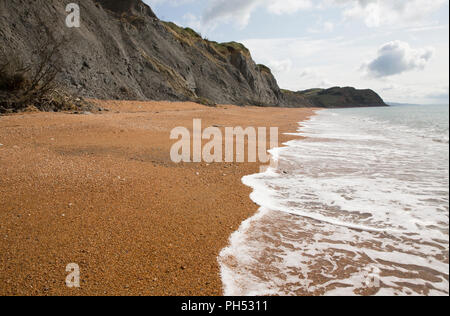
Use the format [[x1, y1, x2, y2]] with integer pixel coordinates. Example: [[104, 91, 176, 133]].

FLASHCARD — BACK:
[[218, 111, 321, 295], [0, 100, 316, 296], [218, 105, 449, 296]]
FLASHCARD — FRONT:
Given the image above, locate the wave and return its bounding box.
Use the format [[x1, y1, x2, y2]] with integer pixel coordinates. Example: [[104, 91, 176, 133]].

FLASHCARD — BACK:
[[219, 106, 449, 296]]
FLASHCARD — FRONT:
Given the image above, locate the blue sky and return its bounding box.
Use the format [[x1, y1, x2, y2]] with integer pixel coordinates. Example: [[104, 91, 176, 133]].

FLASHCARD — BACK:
[[144, 0, 449, 104]]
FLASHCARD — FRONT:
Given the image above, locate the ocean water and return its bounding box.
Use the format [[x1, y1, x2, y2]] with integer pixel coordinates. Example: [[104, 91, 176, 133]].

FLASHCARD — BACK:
[[219, 104, 449, 296]]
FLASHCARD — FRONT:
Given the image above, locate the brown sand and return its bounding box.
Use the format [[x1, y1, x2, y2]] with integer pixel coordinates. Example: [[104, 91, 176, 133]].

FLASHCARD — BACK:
[[0, 100, 316, 296]]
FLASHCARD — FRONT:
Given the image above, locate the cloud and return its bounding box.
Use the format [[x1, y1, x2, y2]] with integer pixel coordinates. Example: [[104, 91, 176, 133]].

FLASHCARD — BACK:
[[308, 20, 335, 33], [180, 13, 203, 32], [336, 0, 447, 27], [267, 59, 293, 73], [202, 0, 260, 29], [199, 0, 447, 30], [202, 0, 314, 29], [299, 68, 334, 88], [425, 87, 450, 101], [144, 0, 196, 6], [363, 41, 434, 78], [267, 0, 313, 15]]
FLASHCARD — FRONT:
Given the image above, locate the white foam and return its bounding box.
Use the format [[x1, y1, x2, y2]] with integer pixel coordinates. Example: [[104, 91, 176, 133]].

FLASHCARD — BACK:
[[219, 106, 449, 296]]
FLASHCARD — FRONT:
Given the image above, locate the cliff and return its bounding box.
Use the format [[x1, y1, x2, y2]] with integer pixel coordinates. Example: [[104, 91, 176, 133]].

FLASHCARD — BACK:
[[0, 0, 387, 108], [295, 87, 388, 108]]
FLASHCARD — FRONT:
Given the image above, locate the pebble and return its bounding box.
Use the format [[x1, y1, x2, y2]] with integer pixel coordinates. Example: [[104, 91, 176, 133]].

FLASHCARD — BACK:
[[0, 100, 313, 296]]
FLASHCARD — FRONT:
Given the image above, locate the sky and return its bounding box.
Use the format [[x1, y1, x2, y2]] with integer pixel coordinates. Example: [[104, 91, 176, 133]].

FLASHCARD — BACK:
[[144, 0, 450, 104]]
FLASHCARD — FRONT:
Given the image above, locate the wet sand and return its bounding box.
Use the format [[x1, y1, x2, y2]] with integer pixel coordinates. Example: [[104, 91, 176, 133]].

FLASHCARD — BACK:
[[0, 100, 316, 296]]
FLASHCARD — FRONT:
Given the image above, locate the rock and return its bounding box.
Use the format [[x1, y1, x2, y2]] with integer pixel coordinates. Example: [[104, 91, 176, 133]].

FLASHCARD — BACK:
[[0, 1, 387, 108], [0, 1, 284, 106], [293, 87, 387, 108]]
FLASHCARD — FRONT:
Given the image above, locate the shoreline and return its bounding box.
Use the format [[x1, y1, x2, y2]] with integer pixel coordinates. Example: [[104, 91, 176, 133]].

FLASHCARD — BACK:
[[218, 111, 320, 295], [218, 105, 449, 296], [0, 100, 316, 296]]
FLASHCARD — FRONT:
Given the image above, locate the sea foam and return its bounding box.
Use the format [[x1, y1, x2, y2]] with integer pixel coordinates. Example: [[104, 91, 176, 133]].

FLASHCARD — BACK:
[[219, 105, 449, 296]]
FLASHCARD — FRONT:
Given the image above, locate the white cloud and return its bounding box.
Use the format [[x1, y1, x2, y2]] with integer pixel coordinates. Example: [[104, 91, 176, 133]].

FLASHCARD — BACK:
[[267, 59, 293, 73], [308, 20, 335, 33], [202, 0, 260, 29], [145, 0, 449, 103], [181, 13, 203, 32], [200, 0, 447, 30], [242, 36, 353, 90], [267, 0, 313, 15], [242, 33, 448, 103], [363, 41, 434, 78], [299, 68, 334, 88], [425, 86, 450, 101], [144, 0, 196, 6], [202, 0, 315, 29], [336, 0, 447, 27]]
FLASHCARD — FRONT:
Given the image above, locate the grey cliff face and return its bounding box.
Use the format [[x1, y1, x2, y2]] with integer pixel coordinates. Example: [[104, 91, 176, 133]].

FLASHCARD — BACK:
[[0, 0, 387, 108]]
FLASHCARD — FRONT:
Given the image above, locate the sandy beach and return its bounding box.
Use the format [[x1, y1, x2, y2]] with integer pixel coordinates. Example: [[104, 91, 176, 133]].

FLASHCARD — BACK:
[[0, 100, 315, 296]]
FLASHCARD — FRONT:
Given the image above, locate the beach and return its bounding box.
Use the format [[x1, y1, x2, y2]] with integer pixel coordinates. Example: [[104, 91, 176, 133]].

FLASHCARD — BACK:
[[220, 105, 449, 296], [0, 100, 316, 296]]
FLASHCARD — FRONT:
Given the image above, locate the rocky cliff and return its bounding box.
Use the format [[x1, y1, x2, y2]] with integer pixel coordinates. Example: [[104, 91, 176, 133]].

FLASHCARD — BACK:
[[295, 87, 388, 108], [0, 0, 387, 108]]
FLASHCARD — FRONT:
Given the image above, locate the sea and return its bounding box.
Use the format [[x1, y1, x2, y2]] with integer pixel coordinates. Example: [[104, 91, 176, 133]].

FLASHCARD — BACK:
[[219, 103, 449, 296]]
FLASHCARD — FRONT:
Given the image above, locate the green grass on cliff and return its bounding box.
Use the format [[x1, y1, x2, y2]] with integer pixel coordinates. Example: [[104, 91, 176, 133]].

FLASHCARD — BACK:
[[162, 21, 203, 44], [221, 42, 250, 55], [297, 88, 324, 96], [256, 64, 271, 74], [162, 22, 202, 39], [162, 22, 250, 58]]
